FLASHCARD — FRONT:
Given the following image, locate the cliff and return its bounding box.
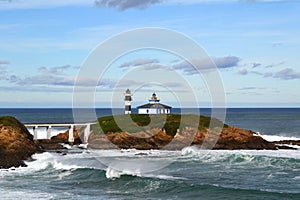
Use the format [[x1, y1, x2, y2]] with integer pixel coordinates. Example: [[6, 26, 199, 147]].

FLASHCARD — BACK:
[[0, 116, 42, 169]]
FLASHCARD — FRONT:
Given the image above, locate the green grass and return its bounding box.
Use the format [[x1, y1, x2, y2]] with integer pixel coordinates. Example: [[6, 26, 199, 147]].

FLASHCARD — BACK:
[[0, 116, 30, 134], [93, 114, 228, 137], [0, 116, 19, 127]]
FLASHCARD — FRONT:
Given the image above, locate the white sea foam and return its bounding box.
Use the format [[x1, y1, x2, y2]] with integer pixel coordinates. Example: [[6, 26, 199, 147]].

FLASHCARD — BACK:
[[1, 152, 85, 175], [0, 188, 55, 200], [276, 144, 300, 149], [259, 134, 300, 142], [105, 166, 184, 181], [180, 147, 300, 162], [106, 166, 141, 179], [61, 143, 72, 149], [181, 146, 200, 156]]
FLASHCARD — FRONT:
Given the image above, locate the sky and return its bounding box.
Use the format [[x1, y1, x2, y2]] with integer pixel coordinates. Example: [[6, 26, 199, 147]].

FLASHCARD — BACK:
[[0, 0, 299, 108]]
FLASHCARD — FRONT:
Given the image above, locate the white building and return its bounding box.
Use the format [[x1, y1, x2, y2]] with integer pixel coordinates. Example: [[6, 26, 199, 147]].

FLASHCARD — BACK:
[[137, 93, 172, 114]]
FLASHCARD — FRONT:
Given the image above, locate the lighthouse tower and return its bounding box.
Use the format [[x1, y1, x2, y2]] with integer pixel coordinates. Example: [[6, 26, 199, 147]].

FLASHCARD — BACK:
[[124, 89, 133, 114]]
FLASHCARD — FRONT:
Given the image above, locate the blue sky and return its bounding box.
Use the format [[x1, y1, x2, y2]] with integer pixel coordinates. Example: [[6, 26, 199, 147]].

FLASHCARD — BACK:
[[0, 0, 299, 108]]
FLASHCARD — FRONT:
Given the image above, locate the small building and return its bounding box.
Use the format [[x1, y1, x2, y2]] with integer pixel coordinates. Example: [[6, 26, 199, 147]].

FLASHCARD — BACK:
[[137, 93, 172, 114]]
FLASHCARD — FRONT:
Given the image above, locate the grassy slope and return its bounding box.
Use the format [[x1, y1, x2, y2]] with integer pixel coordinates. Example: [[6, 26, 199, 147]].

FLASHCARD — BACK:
[[94, 114, 228, 137], [0, 116, 30, 134]]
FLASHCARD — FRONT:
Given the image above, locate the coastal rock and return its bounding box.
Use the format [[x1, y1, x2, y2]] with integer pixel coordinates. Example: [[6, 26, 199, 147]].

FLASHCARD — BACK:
[[50, 127, 83, 145], [37, 139, 66, 150], [88, 124, 278, 150], [212, 126, 277, 150], [0, 116, 42, 169], [88, 129, 173, 150], [270, 140, 300, 149]]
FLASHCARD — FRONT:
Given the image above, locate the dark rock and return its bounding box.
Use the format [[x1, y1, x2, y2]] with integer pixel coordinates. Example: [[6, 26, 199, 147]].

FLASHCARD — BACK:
[[270, 140, 300, 150], [37, 139, 65, 150]]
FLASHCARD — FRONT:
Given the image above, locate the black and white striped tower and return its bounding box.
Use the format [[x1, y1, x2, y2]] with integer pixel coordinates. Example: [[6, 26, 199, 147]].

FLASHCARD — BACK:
[[124, 89, 133, 114]]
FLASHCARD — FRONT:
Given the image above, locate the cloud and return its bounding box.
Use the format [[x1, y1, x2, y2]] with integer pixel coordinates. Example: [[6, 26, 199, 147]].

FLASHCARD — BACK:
[[0, 60, 10, 65], [2, 64, 79, 86], [141, 64, 170, 71], [114, 78, 184, 90], [252, 62, 261, 68], [94, 0, 163, 10], [119, 58, 171, 72], [119, 58, 159, 69], [0, 66, 8, 80], [249, 70, 274, 78], [13, 72, 118, 89], [0, 63, 149, 90], [214, 56, 240, 69], [173, 56, 240, 75], [238, 68, 248, 75], [263, 72, 273, 77], [265, 61, 284, 68], [17, 74, 75, 86], [7, 75, 19, 82], [0, 85, 73, 93], [272, 42, 284, 47], [274, 68, 300, 80], [248, 67, 300, 81], [239, 86, 266, 90], [38, 65, 79, 75], [250, 70, 263, 76]]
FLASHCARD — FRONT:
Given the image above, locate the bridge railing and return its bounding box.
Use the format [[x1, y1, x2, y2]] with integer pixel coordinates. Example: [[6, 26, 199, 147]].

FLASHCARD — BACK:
[[25, 123, 97, 144]]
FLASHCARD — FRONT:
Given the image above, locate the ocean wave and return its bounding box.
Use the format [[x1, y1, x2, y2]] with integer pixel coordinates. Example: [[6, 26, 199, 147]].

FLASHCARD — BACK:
[[105, 166, 184, 181], [105, 166, 141, 179], [180, 146, 300, 168]]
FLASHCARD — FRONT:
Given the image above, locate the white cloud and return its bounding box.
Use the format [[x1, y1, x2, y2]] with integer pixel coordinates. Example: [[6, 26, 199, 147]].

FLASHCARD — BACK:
[[119, 58, 159, 68], [274, 68, 300, 80], [173, 56, 240, 75], [38, 65, 79, 76], [95, 0, 162, 11], [251, 62, 261, 68], [0, 66, 8, 80], [238, 68, 248, 75], [0, 60, 9, 65]]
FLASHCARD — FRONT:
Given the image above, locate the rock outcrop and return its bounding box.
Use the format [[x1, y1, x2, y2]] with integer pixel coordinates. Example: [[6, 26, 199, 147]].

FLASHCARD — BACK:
[[76, 128, 173, 150], [0, 116, 42, 169], [212, 126, 277, 150], [87, 125, 278, 150], [37, 127, 84, 150]]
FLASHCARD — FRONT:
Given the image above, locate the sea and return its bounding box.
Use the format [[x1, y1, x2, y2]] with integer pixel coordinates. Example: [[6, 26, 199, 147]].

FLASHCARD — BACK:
[[0, 108, 299, 200]]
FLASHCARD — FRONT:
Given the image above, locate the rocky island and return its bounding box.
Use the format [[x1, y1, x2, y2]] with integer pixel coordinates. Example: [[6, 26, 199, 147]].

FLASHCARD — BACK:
[[1, 114, 299, 169], [87, 114, 277, 150]]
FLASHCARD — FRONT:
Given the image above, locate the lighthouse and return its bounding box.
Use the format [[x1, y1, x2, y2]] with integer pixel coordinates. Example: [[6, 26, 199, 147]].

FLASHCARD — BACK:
[[124, 89, 133, 114]]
